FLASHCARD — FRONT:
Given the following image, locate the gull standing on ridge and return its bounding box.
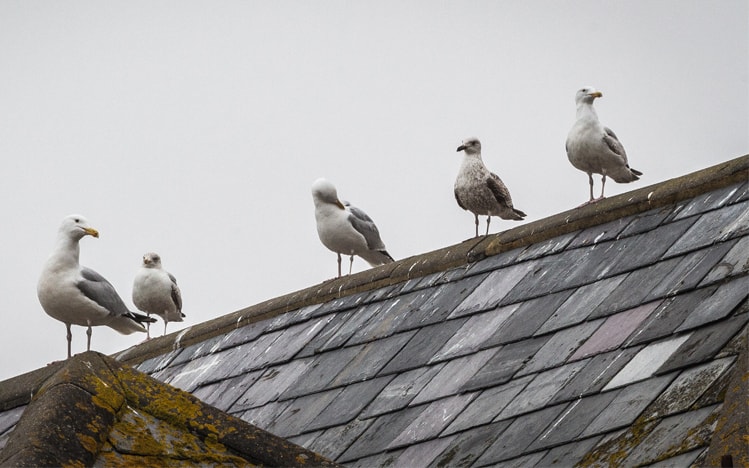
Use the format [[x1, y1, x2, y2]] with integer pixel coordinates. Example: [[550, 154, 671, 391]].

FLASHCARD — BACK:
[[565, 86, 642, 204], [37, 215, 155, 358], [311, 178, 394, 278], [132, 252, 184, 338], [455, 138, 527, 237]]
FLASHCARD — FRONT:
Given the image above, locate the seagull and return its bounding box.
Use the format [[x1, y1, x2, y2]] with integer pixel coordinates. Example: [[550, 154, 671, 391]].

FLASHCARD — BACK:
[[455, 138, 527, 237], [132, 252, 184, 338], [565, 86, 643, 204], [37, 215, 155, 358], [311, 178, 394, 277]]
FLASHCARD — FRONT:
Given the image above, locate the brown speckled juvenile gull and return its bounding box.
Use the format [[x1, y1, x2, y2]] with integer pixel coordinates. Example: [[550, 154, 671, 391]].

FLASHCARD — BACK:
[[37, 215, 155, 358], [565, 86, 642, 204], [133, 252, 184, 338], [312, 178, 394, 278], [455, 137, 527, 237]]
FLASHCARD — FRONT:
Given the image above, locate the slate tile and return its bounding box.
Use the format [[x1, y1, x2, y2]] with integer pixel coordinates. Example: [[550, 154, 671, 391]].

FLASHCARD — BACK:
[[239, 400, 291, 431], [541, 244, 620, 294], [297, 309, 355, 357], [515, 231, 577, 260], [464, 246, 524, 276], [553, 347, 642, 402], [496, 361, 588, 420], [399, 274, 489, 327], [379, 318, 468, 375], [167, 349, 241, 392], [728, 180, 749, 203], [247, 317, 333, 369], [666, 200, 749, 256], [0, 406, 25, 436], [221, 330, 286, 374], [338, 406, 427, 462], [393, 436, 457, 468], [618, 206, 673, 237], [328, 332, 415, 387], [521, 319, 603, 374], [647, 240, 737, 298], [306, 376, 394, 432], [646, 448, 706, 468], [192, 370, 263, 412], [642, 356, 735, 422], [580, 374, 674, 437], [490, 451, 547, 468], [346, 450, 404, 468], [233, 358, 315, 409], [659, 314, 748, 374], [676, 275, 749, 331], [362, 365, 445, 418], [568, 217, 631, 249], [693, 354, 738, 408], [312, 301, 389, 351], [279, 346, 361, 399], [432, 307, 517, 362], [411, 349, 496, 405], [307, 418, 375, 461], [700, 235, 749, 284], [150, 361, 187, 386], [488, 290, 576, 346], [462, 337, 546, 392], [347, 289, 438, 345], [286, 430, 321, 450], [603, 334, 692, 390], [568, 303, 658, 361], [388, 393, 477, 448], [136, 349, 182, 374], [452, 262, 536, 316], [672, 183, 742, 220], [626, 286, 718, 346], [535, 274, 628, 335], [528, 392, 618, 451], [621, 404, 720, 467], [310, 290, 371, 317], [267, 388, 343, 438], [431, 420, 512, 468], [476, 403, 567, 464], [443, 374, 534, 435], [589, 256, 683, 319], [499, 252, 583, 302], [535, 435, 603, 467]]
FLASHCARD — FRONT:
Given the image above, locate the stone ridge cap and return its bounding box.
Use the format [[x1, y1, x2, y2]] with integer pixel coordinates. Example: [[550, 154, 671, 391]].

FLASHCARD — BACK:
[[0, 154, 747, 394], [0, 351, 341, 467]]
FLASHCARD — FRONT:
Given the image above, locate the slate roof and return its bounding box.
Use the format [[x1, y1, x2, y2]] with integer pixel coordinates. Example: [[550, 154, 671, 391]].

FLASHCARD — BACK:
[[1, 155, 747, 467]]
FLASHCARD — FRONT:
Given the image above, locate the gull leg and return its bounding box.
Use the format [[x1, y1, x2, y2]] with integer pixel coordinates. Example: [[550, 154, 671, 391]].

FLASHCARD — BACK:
[[163, 319, 168, 337], [588, 173, 595, 202], [599, 175, 607, 200], [146, 313, 152, 339], [349, 255, 354, 275], [66, 323, 72, 358], [474, 214, 479, 238], [337, 253, 342, 278], [485, 216, 491, 236], [86, 324, 92, 351]]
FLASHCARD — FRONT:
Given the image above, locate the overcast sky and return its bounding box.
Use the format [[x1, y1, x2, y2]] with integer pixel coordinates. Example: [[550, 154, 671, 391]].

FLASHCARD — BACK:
[[0, 1, 746, 381]]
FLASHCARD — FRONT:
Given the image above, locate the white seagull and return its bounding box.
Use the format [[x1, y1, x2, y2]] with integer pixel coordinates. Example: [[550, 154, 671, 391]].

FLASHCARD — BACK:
[[37, 215, 155, 358], [311, 178, 394, 277], [566, 86, 642, 204], [455, 138, 527, 237], [132, 252, 184, 338]]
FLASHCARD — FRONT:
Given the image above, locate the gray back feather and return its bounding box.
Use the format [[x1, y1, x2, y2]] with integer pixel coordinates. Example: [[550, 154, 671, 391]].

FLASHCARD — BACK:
[[346, 204, 387, 251], [77, 267, 132, 318]]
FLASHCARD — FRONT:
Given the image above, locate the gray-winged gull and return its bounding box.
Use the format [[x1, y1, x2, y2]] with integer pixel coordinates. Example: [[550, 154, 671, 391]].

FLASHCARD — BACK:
[[455, 137, 527, 237], [565, 86, 643, 204], [132, 252, 185, 338], [37, 214, 155, 358], [311, 178, 394, 278]]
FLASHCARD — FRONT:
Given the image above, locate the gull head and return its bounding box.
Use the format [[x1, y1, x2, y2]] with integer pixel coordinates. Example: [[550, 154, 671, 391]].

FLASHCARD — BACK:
[[311, 178, 345, 209], [142, 252, 163, 269], [457, 137, 482, 155], [59, 214, 99, 240], [575, 86, 603, 105]]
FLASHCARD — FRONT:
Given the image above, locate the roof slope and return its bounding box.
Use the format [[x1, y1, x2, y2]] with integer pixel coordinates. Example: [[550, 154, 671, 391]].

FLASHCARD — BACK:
[[0, 351, 339, 467], [1, 155, 747, 467]]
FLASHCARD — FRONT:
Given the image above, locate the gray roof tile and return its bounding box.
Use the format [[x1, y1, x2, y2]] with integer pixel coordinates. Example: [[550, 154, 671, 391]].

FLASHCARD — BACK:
[[676, 275, 749, 331], [396, 274, 489, 328], [361, 365, 445, 418], [347, 289, 437, 344], [267, 388, 343, 437], [580, 374, 674, 437], [391, 435, 457, 468], [312, 302, 389, 351], [431, 420, 512, 468], [487, 290, 576, 345], [568, 302, 658, 360], [461, 337, 546, 392], [297, 309, 356, 357], [305, 376, 393, 432], [239, 400, 291, 429], [191, 370, 263, 412], [496, 361, 588, 419], [618, 206, 673, 237], [432, 307, 517, 362], [551, 347, 643, 402], [278, 347, 360, 400], [452, 262, 536, 316], [603, 335, 692, 390], [568, 217, 631, 249], [672, 183, 743, 220], [443, 374, 534, 435], [642, 356, 735, 422], [411, 349, 496, 405], [515, 231, 577, 260], [700, 235, 749, 284], [388, 393, 477, 449], [327, 332, 415, 387], [666, 199, 749, 256], [521, 319, 603, 373], [306, 418, 374, 461], [379, 318, 468, 375], [535, 435, 603, 467], [232, 358, 314, 410], [338, 406, 426, 462]]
